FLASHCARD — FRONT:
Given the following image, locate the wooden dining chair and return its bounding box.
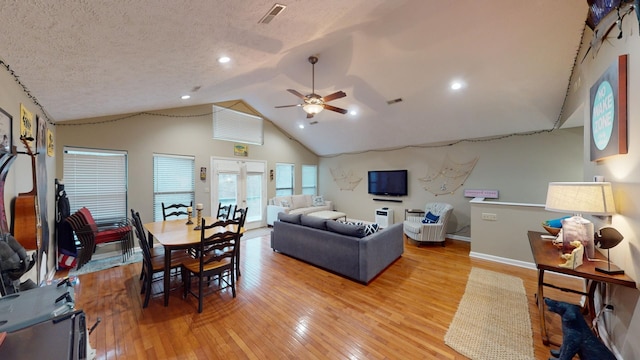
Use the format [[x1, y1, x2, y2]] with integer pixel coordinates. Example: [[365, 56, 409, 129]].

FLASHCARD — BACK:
[[216, 202, 234, 220], [230, 207, 248, 279], [181, 218, 241, 313], [162, 202, 192, 220], [130, 209, 166, 281], [131, 210, 189, 308]]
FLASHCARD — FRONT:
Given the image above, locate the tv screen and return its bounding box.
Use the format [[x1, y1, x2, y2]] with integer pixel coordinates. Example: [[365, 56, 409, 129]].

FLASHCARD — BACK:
[[368, 170, 408, 196]]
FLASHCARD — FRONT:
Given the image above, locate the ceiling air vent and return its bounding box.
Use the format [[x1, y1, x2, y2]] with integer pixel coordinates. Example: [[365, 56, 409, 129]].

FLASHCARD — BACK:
[[259, 4, 287, 24], [386, 98, 403, 105]]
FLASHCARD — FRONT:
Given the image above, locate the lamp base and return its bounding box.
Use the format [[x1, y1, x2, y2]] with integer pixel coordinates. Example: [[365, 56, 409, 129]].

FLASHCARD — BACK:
[[595, 262, 624, 275]]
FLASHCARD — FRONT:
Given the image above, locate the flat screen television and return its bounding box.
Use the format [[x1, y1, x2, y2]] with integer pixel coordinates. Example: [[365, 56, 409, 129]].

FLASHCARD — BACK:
[[368, 170, 408, 196]]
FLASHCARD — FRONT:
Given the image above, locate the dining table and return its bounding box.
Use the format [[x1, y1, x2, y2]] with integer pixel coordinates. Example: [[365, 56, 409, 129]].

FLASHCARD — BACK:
[[143, 217, 242, 306]]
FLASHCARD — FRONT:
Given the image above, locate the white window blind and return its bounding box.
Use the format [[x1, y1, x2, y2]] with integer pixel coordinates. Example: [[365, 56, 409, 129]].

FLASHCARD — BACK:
[[302, 165, 317, 195], [212, 105, 264, 145], [63, 147, 128, 221], [275, 163, 294, 196], [153, 154, 195, 221]]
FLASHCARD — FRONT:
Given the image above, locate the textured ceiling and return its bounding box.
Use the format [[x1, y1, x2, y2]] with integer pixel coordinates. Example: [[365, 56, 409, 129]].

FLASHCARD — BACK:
[[0, 0, 587, 156]]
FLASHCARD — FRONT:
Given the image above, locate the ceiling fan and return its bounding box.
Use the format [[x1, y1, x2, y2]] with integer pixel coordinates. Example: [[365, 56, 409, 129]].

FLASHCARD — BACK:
[[275, 55, 348, 119]]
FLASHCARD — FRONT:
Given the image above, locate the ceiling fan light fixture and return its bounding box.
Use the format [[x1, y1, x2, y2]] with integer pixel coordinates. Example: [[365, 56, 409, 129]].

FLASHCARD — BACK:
[[302, 103, 324, 115]]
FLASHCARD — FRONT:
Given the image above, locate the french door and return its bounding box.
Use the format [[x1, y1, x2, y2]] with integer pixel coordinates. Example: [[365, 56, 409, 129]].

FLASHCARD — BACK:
[[211, 158, 266, 229]]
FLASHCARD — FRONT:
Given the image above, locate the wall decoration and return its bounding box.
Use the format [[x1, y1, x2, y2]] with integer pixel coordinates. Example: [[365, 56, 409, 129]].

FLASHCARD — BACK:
[[590, 54, 627, 161], [234, 144, 248, 157], [419, 154, 478, 196], [47, 128, 54, 156], [20, 103, 34, 145], [36, 115, 50, 275], [330, 167, 362, 191], [0, 108, 12, 153]]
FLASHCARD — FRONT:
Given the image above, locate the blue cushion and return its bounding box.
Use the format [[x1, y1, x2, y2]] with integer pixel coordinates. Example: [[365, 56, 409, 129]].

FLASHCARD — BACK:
[[422, 212, 440, 224], [326, 220, 366, 238]]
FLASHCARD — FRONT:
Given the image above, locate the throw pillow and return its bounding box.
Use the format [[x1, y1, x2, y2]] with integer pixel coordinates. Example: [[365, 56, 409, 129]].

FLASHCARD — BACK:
[[312, 195, 325, 206], [326, 220, 366, 238], [422, 211, 440, 224], [364, 223, 380, 236], [338, 220, 363, 226], [280, 200, 290, 208]]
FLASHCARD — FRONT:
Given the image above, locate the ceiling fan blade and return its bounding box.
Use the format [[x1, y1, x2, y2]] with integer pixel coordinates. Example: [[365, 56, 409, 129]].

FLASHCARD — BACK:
[[322, 91, 346, 102], [287, 89, 307, 100], [323, 104, 348, 114], [275, 104, 301, 108]]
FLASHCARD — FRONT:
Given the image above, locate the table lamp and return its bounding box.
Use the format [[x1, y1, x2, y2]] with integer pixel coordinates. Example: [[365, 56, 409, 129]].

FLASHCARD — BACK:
[[594, 227, 625, 275], [545, 182, 616, 259]]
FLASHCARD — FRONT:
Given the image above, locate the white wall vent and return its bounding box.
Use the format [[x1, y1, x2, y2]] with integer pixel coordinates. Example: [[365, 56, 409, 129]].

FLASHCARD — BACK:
[[259, 4, 287, 24]]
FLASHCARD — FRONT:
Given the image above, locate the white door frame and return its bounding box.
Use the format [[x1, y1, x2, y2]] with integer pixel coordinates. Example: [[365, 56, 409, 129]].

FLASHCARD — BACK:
[[210, 157, 267, 229]]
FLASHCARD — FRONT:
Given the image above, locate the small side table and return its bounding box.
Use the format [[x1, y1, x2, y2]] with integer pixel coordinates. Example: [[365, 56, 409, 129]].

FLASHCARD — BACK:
[[528, 231, 636, 345]]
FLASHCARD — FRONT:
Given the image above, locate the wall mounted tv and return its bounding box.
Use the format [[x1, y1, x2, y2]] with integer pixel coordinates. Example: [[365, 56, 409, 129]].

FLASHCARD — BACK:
[[368, 170, 408, 196]]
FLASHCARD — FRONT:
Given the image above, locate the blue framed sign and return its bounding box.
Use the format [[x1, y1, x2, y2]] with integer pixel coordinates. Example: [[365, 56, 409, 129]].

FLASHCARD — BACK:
[[590, 54, 628, 161]]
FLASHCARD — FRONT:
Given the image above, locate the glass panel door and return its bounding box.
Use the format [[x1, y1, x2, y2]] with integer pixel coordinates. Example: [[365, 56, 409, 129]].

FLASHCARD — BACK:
[[211, 158, 266, 229], [218, 173, 238, 209]]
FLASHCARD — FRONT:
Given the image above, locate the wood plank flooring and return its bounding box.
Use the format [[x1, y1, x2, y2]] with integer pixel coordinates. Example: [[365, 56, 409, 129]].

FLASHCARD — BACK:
[[70, 233, 582, 359]]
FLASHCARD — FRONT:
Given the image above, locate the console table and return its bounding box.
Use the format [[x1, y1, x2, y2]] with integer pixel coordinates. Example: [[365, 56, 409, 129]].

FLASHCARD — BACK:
[[527, 231, 636, 345]]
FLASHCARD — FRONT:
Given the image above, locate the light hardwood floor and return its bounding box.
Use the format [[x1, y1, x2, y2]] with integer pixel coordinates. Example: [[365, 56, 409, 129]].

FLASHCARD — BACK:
[[70, 233, 581, 359]]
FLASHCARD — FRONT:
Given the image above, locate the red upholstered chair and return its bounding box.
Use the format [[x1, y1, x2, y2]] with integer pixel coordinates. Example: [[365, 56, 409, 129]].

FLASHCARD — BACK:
[[65, 207, 132, 269]]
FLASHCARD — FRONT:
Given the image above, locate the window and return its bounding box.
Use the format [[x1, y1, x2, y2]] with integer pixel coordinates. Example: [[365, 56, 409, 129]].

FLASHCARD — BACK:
[[63, 147, 128, 222], [153, 154, 195, 221], [275, 163, 294, 196], [212, 105, 264, 145], [302, 165, 317, 195]]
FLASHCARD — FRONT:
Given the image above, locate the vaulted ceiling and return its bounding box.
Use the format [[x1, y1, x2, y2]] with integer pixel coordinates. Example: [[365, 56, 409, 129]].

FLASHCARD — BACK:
[[0, 1, 587, 156]]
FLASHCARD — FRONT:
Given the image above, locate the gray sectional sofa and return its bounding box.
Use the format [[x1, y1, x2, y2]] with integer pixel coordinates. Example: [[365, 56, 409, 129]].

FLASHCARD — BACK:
[[270, 213, 404, 284]]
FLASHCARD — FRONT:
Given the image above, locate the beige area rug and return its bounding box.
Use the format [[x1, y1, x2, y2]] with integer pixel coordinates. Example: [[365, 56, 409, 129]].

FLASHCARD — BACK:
[[444, 267, 534, 360], [242, 227, 271, 239]]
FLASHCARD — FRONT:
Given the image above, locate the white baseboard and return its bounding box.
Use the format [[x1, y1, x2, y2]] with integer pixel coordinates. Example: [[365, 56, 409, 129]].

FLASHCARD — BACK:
[[469, 251, 537, 270], [446, 234, 471, 242]]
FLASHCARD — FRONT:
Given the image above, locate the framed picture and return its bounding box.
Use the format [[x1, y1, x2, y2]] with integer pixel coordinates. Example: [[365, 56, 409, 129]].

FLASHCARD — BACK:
[[20, 103, 34, 146], [590, 54, 628, 161], [0, 108, 12, 153], [234, 144, 248, 157]]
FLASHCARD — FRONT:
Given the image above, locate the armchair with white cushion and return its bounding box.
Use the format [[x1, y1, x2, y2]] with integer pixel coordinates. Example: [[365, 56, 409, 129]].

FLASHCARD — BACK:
[[403, 202, 453, 246]]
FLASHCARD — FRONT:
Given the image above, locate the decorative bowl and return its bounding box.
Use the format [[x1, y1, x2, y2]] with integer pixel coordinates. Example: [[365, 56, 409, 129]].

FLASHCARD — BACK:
[[542, 224, 561, 236]]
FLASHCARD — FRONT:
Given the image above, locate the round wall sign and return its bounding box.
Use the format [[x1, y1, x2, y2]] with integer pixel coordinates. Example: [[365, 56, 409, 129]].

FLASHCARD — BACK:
[[591, 80, 615, 150]]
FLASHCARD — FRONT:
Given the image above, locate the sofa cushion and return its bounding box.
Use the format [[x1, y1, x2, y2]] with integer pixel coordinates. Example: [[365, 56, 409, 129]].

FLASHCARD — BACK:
[[291, 195, 308, 209], [300, 215, 327, 230], [278, 213, 301, 224], [273, 196, 292, 207], [326, 220, 366, 238], [312, 195, 325, 206]]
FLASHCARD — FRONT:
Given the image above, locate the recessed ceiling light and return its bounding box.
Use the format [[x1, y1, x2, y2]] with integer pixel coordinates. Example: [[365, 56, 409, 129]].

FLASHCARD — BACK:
[[349, 110, 357, 116], [181, 95, 191, 100], [218, 56, 231, 64], [298, 124, 305, 129], [451, 81, 463, 90]]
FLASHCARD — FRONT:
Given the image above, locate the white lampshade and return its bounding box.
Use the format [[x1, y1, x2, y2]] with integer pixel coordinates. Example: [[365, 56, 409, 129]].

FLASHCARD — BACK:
[[545, 182, 616, 215], [302, 103, 324, 115]]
